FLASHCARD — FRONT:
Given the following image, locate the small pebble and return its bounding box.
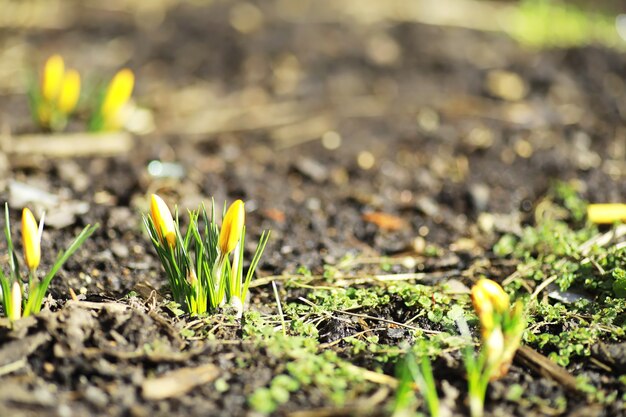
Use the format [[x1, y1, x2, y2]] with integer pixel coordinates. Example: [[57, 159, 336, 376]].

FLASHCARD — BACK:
[[357, 151, 375, 170], [111, 242, 130, 259], [486, 69, 527, 101], [468, 183, 490, 213], [84, 385, 109, 408], [321, 131, 342, 150]]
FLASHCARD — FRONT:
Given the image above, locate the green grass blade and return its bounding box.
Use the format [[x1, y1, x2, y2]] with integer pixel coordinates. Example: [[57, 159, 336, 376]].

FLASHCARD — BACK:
[[0, 268, 12, 318], [4, 203, 20, 282], [242, 230, 270, 300], [34, 223, 99, 312]]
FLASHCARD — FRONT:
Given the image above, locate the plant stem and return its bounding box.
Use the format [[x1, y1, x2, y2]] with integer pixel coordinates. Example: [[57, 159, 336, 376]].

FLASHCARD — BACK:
[[469, 394, 484, 417]]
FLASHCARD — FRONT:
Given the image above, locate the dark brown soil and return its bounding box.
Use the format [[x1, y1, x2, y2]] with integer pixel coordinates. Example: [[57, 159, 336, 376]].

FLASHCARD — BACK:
[[1, 1, 625, 416]]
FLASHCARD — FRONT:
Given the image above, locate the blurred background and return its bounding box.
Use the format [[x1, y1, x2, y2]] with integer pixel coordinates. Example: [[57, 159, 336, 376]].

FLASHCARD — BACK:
[[2, 0, 626, 136], [1, 0, 626, 274]]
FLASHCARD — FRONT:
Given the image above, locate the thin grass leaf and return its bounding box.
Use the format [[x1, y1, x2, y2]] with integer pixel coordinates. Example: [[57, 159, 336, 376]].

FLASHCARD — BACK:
[[4, 203, 20, 282], [242, 230, 270, 300], [34, 223, 98, 312], [392, 354, 417, 417], [0, 268, 12, 319], [235, 230, 245, 297]]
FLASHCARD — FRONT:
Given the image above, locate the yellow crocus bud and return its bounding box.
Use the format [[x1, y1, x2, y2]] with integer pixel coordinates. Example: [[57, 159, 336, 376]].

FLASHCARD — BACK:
[[57, 69, 81, 114], [219, 200, 245, 255], [150, 194, 176, 247], [473, 278, 510, 314], [42, 55, 65, 102], [21, 208, 41, 272], [471, 284, 494, 336], [10, 281, 22, 321], [101, 68, 134, 128], [587, 204, 626, 224], [471, 282, 491, 317]]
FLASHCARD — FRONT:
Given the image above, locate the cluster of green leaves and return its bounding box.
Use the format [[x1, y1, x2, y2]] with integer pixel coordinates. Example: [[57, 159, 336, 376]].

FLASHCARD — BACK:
[[344, 335, 404, 364], [245, 324, 366, 414], [525, 296, 626, 366], [493, 183, 626, 365], [494, 184, 607, 293], [389, 283, 471, 334], [298, 285, 391, 311]]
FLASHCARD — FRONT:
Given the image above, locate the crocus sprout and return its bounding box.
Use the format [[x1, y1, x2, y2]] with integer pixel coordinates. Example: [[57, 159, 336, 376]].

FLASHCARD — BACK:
[[463, 278, 526, 417], [90, 68, 135, 131], [144, 195, 269, 317], [21, 208, 41, 272], [30, 55, 82, 131], [587, 203, 626, 224], [0, 204, 98, 321], [470, 278, 524, 379], [150, 194, 177, 247]]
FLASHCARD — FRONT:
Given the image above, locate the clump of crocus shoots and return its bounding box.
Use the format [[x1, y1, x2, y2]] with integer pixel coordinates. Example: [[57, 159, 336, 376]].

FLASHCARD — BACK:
[[29, 55, 81, 131], [464, 278, 525, 417], [0, 204, 98, 320], [89, 68, 135, 131], [144, 195, 269, 317]]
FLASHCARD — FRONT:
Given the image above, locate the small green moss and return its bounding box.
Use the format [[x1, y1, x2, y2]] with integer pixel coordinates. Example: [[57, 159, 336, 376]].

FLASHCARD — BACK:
[[505, 384, 525, 402], [612, 267, 626, 298], [249, 388, 276, 414]]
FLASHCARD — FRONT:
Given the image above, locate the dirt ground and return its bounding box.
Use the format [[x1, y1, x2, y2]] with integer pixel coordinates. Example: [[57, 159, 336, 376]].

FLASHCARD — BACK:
[[0, 1, 625, 416]]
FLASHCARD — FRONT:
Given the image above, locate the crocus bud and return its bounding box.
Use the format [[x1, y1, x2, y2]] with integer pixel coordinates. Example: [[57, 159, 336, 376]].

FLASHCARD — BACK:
[[471, 282, 492, 318], [42, 55, 65, 101], [473, 278, 510, 314], [150, 194, 176, 247], [101, 68, 134, 129], [218, 200, 245, 255], [22, 208, 41, 271], [57, 69, 81, 114], [9, 281, 21, 321], [587, 204, 626, 224]]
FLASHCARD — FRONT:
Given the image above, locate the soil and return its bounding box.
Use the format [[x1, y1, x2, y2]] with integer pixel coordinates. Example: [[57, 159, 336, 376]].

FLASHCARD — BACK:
[[0, 1, 625, 417]]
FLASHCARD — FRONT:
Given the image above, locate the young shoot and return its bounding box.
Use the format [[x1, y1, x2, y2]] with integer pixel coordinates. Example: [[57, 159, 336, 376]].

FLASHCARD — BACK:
[[462, 278, 525, 417], [393, 349, 440, 417], [0, 204, 98, 320], [144, 194, 270, 317], [28, 55, 81, 132]]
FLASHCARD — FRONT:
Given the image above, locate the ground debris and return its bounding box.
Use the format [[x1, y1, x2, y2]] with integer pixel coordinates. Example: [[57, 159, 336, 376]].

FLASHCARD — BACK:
[[515, 345, 580, 393], [141, 363, 220, 400], [0, 331, 51, 367], [362, 212, 406, 231], [591, 342, 626, 372]]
